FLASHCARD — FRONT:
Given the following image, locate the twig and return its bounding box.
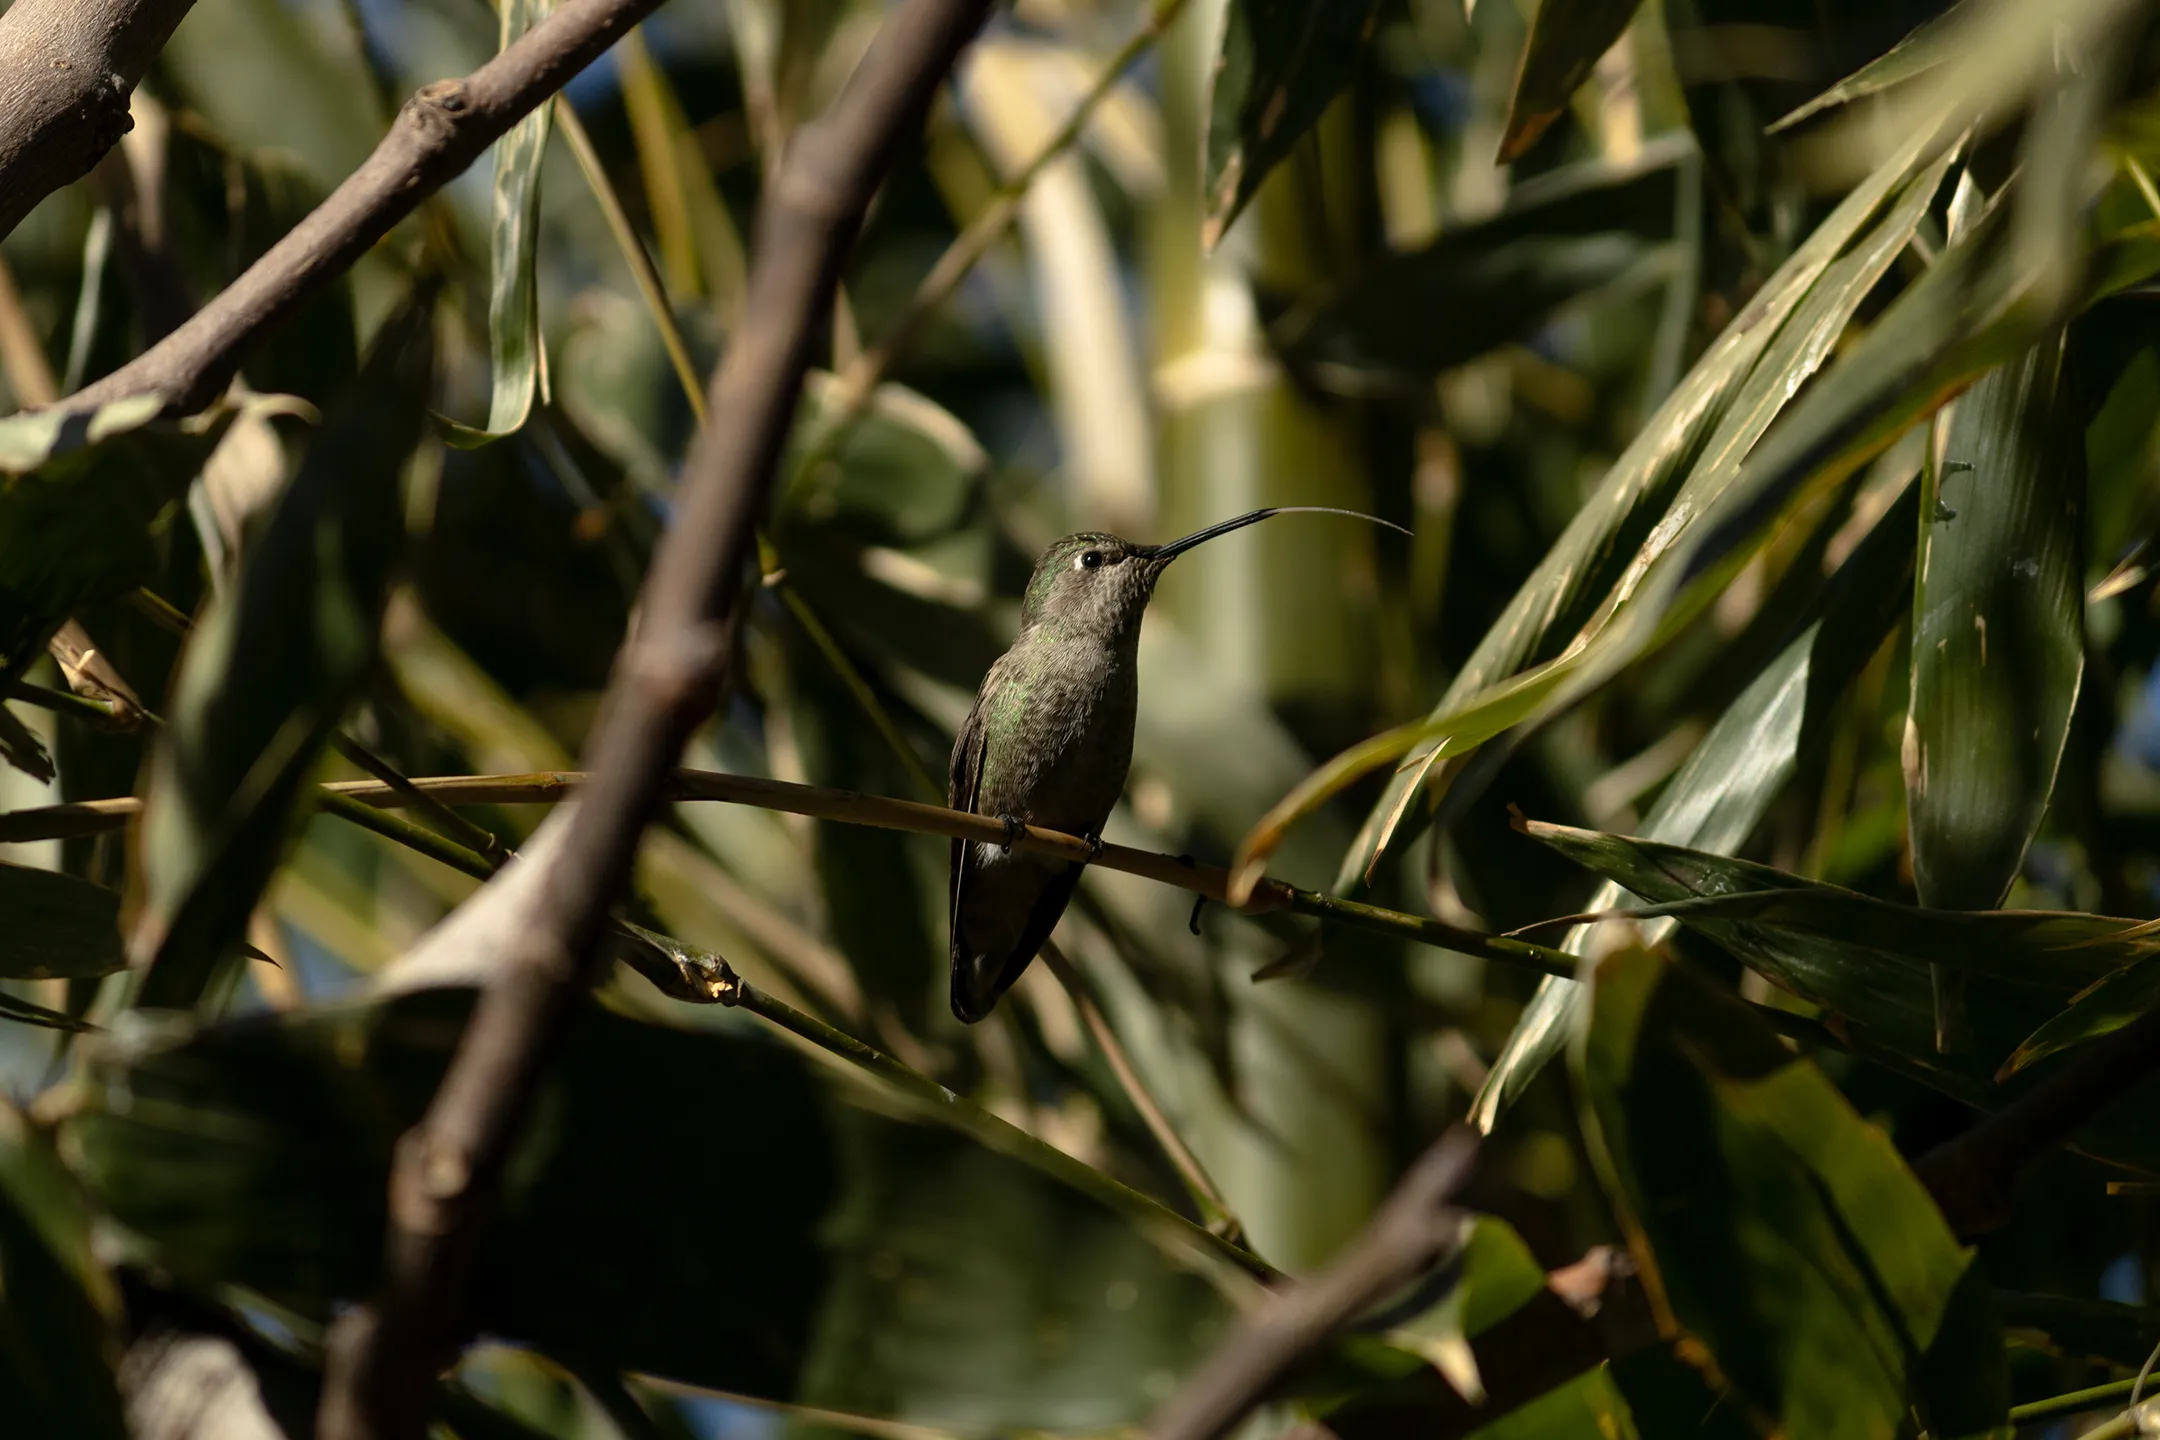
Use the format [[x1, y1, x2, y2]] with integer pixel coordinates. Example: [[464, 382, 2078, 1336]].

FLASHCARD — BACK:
[[557, 91, 942, 803], [0, 0, 198, 242], [775, 584, 942, 800], [824, 0, 1187, 436], [553, 95, 707, 424], [721, 966, 1269, 1280], [1145, 1127, 1481, 1440], [65, 0, 669, 416], [0, 769, 1577, 975], [2012, 1377, 2147, 1426], [329, 733, 507, 865], [1041, 939, 1242, 1238], [316, 6, 998, 1437], [317, 792, 495, 883], [1913, 1000, 2160, 1237]]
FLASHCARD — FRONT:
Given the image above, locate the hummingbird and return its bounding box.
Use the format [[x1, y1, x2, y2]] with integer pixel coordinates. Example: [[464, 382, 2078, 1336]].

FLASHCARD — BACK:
[[947, 506, 1408, 1023]]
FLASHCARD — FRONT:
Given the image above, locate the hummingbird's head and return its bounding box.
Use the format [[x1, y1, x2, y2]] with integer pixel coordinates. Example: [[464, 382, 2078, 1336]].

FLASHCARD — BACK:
[[1018, 507, 1411, 640], [1019, 531, 1163, 638]]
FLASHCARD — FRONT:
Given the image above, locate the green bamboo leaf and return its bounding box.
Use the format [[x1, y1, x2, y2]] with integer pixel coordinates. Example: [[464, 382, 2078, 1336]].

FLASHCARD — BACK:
[[0, 859, 123, 982], [58, 989, 1237, 1425], [780, 370, 987, 546], [1498, 0, 1645, 163], [443, 0, 556, 449], [1765, 6, 1964, 134], [1469, 472, 1922, 1132], [1203, 0, 1386, 247], [2000, 951, 2160, 1078], [1526, 822, 2141, 1089], [1313, 137, 1954, 894], [1577, 947, 2008, 1439], [1275, 136, 1692, 386], [1906, 338, 2084, 911], [1279, 129, 2160, 897], [132, 298, 434, 1008], [0, 1101, 126, 1440], [0, 991, 96, 1033], [0, 394, 267, 679], [0, 703, 51, 780], [1995, 1292, 2160, 1371]]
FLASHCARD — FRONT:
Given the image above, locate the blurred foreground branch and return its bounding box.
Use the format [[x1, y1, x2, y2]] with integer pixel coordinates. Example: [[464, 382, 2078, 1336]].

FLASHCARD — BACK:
[[315, 3, 999, 1436], [0, 0, 196, 241], [0, 768, 1577, 974], [66, 0, 668, 416], [1147, 1128, 1481, 1440]]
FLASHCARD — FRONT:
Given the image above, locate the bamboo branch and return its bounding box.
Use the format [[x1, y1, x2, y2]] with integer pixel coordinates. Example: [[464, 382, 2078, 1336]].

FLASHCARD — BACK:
[[1041, 939, 1242, 1238], [316, 5, 999, 1436], [0, 769, 1577, 976], [64, 0, 668, 417], [0, 0, 197, 242]]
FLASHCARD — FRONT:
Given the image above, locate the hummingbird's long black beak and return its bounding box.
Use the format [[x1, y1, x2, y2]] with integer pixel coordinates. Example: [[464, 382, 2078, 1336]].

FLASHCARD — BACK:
[[1138, 506, 1410, 564]]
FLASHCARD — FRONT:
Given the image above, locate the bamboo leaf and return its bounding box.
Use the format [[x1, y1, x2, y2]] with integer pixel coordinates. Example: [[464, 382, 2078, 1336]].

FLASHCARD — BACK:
[[443, 0, 556, 448], [1577, 947, 2008, 1439], [0, 1101, 126, 1440], [59, 989, 1238, 1425], [1498, 0, 1645, 163], [132, 299, 434, 1008], [1527, 822, 2143, 1089], [0, 860, 123, 981], [780, 371, 987, 547], [1905, 332, 2084, 913], [0, 395, 269, 679], [1275, 136, 1692, 386], [1766, 6, 1964, 134], [1469, 471, 1921, 1132], [1303, 138, 1954, 896], [1204, 0, 1386, 247], [2000, 952, 2160, 1078]]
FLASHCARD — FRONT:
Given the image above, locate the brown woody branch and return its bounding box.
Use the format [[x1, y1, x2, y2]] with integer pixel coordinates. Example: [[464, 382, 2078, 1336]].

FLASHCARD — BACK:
[[1914, 1000, 2160, 1238], [314, 3, 999, 1436], [1146, 1128, 1482, 1440], [0, 0, 196, 242], [64, 0, 669, 417]]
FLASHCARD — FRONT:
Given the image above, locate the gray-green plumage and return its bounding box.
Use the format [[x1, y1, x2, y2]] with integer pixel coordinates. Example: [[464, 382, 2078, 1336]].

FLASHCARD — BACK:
[[948, 506, 1408, 1022]]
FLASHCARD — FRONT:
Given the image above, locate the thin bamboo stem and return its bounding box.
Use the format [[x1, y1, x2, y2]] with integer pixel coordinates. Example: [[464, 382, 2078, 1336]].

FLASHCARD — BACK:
[[0, 768, 1573, 975], [727, 973, 1272, 1280], [1041, 939, 1242, 1239]]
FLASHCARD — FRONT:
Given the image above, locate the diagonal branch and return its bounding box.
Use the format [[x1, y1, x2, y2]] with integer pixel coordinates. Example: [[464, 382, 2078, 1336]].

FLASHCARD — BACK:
[[1914, 999, 2160, 1238], [0, 0, 197, 242], [315, 3, 999, 1436], [64, 0, 668, 417], [1146, 1128, 1482, 1440]]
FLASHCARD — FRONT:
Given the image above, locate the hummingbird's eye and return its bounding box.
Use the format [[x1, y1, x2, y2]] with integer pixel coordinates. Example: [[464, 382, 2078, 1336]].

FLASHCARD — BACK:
[[1078, 550, 1104, 570]]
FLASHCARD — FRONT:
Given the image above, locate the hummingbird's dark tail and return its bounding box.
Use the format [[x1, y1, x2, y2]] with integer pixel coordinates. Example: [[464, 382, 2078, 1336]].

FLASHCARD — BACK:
[[1141, 506, 1411, 562]]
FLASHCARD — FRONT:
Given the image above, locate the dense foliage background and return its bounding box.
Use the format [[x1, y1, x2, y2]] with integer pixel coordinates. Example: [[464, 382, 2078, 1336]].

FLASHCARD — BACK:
[[6, 0, 2160, 1434]]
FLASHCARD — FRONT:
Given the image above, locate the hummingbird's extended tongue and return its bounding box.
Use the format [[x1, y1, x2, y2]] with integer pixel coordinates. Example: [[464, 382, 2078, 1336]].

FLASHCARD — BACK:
[[1144, 505, 1411, 562]]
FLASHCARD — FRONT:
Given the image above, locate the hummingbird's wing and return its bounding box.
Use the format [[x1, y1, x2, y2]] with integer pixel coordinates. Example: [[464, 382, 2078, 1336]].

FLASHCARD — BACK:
[[947, 698, 1080, 1019], [947, 700, 987, 945]]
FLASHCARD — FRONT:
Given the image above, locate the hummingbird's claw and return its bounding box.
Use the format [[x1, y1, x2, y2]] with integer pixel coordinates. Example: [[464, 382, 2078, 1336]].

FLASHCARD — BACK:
[[997, 814, 1025, 852], [1080, 830, 1105, 863]]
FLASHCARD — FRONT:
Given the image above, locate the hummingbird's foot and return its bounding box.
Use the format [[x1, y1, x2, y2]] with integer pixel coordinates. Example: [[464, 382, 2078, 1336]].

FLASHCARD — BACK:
[[997, 814, 1026, 853], [1079, 830, 1105, 864]]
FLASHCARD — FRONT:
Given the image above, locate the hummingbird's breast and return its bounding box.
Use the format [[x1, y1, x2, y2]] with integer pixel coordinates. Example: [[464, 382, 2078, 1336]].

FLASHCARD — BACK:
[[973, 631, 1139, 836]]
